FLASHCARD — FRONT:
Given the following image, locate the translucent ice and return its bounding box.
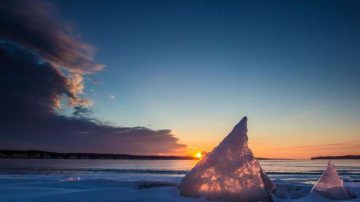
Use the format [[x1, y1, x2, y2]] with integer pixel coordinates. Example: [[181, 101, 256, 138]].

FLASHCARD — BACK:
[[179, 117, 275, 201], [312, 161, 354, 200]]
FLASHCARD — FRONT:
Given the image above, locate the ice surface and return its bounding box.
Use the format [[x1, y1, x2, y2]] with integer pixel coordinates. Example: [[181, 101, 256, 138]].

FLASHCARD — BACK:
[[0, 177, 359, 202], [178, 117, 275, 201], [312, 161, 354, 200]]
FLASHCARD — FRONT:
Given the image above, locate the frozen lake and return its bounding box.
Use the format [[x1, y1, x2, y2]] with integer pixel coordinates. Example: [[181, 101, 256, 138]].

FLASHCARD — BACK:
[[0, 159, 359, 184], [0, 159, 359, 202]]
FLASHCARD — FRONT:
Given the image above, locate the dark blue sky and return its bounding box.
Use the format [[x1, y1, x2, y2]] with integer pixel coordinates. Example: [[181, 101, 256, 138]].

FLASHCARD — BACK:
[[51, 0, 360, 157]]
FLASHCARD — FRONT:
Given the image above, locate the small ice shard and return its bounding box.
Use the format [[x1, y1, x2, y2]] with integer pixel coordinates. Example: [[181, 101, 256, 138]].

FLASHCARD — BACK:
[[179, 117, 275, 201], [312, 161, 354, 200]]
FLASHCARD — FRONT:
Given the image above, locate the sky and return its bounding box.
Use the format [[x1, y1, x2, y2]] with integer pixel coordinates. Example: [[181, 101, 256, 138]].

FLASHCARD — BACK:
[[0, 0, 359, 159]]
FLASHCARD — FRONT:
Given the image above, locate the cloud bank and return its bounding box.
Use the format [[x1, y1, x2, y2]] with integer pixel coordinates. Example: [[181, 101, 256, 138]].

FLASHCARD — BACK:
[[0, 0, 186, 155]]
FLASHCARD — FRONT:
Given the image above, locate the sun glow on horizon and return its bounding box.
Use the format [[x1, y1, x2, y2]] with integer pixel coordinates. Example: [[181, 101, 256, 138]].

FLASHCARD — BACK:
[[195, 152, 202, 159]]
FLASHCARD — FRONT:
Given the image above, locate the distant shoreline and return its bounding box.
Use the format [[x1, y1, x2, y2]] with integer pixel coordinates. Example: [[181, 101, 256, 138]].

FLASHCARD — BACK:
[[311, 155, 360, 160], [3, 150, 359, 160], [0, 150, 288, 160], [0, 150, 198, 160]]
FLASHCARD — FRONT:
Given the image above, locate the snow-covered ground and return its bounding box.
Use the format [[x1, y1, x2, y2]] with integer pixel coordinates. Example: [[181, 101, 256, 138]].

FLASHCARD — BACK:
[[0, 175, 359, 202]]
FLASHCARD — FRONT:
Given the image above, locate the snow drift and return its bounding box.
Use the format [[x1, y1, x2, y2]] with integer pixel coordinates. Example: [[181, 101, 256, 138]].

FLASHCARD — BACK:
[[179, 117, 275, 201], [312, 161, 354, 200]]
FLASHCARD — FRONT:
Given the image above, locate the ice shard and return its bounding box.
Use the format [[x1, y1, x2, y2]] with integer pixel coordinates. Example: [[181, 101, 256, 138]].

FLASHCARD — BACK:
[[179, 117, 275, 201], [312, 161, 354, 200]]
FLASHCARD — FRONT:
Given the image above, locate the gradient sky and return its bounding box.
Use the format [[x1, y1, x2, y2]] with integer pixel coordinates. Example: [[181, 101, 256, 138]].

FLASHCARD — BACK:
[[1, 0, 360, 159], [56, 0, 360, 158]]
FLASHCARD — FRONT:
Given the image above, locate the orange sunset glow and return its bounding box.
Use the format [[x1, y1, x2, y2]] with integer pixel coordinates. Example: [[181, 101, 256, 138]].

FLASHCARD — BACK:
[[194, 152, 202, 159], [178, 116, 360, 159]]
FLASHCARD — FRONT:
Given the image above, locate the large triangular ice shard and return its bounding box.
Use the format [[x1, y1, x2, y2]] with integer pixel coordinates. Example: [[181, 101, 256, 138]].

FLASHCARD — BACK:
[[179, 117, 275, 201], [312, 161, 353, 200]]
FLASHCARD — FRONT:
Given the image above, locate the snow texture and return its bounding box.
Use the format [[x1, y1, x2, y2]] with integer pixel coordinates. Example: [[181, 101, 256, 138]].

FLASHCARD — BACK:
[[178, 117, 275, 201], [312, 161, 354, 200], [0, 177, 359, 202]]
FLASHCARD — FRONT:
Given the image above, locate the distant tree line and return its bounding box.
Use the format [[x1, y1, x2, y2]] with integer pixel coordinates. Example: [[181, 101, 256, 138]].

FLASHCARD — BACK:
[[311, 155, 360, 160], [0, 150, 198, 160]]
